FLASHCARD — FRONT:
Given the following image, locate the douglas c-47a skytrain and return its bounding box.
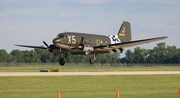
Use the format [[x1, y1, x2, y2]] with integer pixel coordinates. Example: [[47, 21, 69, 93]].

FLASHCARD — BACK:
[[15, 21, 167, 66]]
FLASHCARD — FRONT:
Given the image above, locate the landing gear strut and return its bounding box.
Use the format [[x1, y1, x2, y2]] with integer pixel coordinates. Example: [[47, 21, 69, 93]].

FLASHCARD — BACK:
[[59, 53, 67, 66], [89, 53, 96, 64]]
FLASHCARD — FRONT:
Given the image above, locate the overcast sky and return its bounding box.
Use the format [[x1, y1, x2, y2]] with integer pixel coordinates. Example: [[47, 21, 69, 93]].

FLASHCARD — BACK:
[[0, 0, 180, 53]]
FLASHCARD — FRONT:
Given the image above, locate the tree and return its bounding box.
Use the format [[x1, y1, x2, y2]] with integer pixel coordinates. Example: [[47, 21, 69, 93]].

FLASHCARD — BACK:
[[0, 49, 9, 62], [177, 49, 180, 63], [125, 49, 134, 63], [146, 49, 155, 63], [132, 47, 146, 63], [166, 45, 178, 63], [10, 49, 24, 63], [153, 43, 166, 63], [22, 50, 40, 63], [34, 49, 52, 63]]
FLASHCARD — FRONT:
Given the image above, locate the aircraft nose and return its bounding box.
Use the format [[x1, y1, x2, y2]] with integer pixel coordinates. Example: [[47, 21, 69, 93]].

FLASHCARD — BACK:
[[53, 38, 60, 44]]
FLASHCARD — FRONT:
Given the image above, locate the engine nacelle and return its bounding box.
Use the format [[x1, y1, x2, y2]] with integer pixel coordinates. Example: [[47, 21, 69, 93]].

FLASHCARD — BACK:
[[120, 48, 124, 53], [79, 44, 94, 52], [48, 44, 60, 55], [52, 48, 60, 54], [83, 46, 94, 52]]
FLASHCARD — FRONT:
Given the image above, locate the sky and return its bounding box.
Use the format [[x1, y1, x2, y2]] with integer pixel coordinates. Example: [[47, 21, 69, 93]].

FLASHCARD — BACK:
[[0, 0, 180, 55]]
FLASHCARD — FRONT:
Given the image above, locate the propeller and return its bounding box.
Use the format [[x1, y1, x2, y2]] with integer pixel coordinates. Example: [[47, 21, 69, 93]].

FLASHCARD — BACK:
[[43, 41, 48, 47], [79, 36, 84, 45], [78, 36, 85, 50], [43, 41, 56, 52]]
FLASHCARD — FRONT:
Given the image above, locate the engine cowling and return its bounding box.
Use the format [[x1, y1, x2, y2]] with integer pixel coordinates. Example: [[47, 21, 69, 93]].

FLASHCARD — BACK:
[[79, 44, 94, 52], [120, 48, 124, 53], [48, 44, 60, 54], [83, 46, 94, 52]]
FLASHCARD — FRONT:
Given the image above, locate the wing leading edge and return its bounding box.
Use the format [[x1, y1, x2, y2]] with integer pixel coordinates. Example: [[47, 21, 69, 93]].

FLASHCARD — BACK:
[[94, 36, 168, 52], [14, 44, 47, 49]]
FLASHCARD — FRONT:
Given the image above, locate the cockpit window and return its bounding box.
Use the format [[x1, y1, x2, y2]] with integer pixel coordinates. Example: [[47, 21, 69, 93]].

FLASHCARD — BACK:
[[57, 35, 68, 39]]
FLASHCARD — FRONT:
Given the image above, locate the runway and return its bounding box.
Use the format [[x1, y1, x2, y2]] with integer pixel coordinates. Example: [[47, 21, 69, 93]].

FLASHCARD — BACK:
[[0, 71, 180, 76]]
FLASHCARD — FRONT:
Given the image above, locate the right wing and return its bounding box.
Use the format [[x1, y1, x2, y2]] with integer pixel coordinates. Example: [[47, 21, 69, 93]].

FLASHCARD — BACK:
[[94, 36, 168, 53]]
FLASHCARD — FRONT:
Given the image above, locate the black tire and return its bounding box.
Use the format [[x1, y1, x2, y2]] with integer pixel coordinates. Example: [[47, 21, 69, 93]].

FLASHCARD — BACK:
[[89, 57, 95, 64], [59, 58, 65, 66]]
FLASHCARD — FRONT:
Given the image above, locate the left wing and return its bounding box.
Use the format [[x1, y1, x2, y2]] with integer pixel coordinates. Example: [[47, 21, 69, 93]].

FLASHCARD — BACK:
[[94, 36, 167, 53], [14, 44, 47, 49]]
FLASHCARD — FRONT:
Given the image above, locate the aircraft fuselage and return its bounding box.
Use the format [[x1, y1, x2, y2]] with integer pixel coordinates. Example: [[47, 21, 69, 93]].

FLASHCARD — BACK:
[[53, 32, 121, 51]]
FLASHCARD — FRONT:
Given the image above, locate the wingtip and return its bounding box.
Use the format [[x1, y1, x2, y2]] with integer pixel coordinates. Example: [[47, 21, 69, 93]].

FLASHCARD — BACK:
[[14, 44, 19, 46], [162, 36, 168, 39], [158, 36, 168, 39]]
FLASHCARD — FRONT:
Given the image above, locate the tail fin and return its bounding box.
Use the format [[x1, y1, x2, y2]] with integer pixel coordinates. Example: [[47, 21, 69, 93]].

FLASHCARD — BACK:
[[118, 21, 132, 42]]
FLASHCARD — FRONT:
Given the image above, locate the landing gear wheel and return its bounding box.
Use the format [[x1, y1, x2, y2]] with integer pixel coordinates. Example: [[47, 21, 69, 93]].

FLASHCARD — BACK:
[[89, 57, 95, 64], [59, 58, 65, 66]]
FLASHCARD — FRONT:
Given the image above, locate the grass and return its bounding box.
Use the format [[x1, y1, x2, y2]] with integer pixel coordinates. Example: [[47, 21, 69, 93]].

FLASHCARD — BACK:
[[0, 64, 180, 72], [0, 75, 180, 98]]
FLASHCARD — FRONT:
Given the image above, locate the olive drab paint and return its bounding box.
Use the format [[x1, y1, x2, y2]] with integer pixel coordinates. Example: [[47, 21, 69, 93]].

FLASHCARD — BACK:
[[118, 21, 132, 42], [15, 21, 167, 66]]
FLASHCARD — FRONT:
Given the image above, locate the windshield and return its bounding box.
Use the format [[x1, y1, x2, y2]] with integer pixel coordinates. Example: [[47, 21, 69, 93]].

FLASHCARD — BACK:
[[57, 35, 68, 39]]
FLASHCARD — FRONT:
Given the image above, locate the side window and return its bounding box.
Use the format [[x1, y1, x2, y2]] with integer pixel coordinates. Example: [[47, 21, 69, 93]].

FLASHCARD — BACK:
[[101, 41, 107, 44], [64, 35, 67, 39]]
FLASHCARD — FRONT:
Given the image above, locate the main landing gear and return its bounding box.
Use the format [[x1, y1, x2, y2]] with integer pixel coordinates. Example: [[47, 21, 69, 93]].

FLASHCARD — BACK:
[[58, 53, 97, 66], [59, 53, 67, 66], [59, 58, 65, 66], [89, 53, 96, 64]]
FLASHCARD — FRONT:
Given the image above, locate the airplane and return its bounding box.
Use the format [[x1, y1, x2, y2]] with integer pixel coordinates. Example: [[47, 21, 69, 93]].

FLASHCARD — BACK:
[[15, 21, 167, 66]]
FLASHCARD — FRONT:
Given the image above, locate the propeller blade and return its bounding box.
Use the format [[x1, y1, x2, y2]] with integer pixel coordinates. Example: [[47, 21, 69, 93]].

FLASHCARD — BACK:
[[15, 44, 47, 49], [43, 41, 48, 47], [79, 36, 84, 45]]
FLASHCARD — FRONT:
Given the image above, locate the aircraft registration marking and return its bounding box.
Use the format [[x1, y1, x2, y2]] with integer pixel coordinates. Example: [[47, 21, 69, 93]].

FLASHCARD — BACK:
[[67, 35, 76, 44]]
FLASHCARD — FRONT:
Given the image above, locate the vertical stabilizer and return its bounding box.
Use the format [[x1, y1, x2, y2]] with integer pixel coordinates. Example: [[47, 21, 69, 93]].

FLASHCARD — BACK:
[[118, 21, 132, 42]]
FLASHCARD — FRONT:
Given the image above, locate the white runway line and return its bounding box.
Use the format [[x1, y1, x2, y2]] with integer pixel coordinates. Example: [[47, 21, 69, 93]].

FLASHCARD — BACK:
[[0, 71, 180, 76]]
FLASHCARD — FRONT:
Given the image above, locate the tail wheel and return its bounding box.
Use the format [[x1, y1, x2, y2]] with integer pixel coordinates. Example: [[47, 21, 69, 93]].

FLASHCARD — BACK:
[[59, 58, 65, 66]]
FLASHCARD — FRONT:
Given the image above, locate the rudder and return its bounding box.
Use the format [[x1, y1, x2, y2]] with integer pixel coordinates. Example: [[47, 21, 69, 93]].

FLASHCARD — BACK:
[[118, 21, 132, 42]]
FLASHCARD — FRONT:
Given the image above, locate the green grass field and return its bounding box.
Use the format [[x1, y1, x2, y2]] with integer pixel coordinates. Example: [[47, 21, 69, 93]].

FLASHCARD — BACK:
[[0, 75, 180, 98], [1, 64, 180, 72]]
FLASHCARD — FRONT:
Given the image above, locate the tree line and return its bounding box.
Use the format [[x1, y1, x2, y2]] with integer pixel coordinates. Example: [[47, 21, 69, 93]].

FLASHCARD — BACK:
[[0, 48, 119, 64], [0, 42, 180, 64], [121, 42, 180, 64]]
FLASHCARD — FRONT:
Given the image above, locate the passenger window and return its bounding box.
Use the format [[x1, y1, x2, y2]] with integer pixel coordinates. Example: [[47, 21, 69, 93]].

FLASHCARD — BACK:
[[101, 41, 107, 44]]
